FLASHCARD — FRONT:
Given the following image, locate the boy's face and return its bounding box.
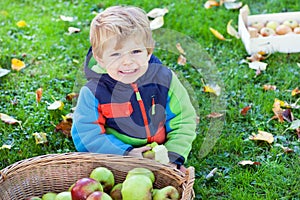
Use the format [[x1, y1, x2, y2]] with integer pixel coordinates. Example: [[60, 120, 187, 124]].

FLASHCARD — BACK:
[[96, 36, 152, 84]]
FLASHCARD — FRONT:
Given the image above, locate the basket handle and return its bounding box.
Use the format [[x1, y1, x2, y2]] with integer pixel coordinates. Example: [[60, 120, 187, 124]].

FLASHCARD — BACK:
[[0, 170, 7, 181], [183, 166, 195, 199]]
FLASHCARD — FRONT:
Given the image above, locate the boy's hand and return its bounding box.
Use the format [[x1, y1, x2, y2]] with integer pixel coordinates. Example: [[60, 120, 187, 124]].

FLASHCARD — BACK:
[[128, 146, 151, 158], [168, 163, 187, 173]]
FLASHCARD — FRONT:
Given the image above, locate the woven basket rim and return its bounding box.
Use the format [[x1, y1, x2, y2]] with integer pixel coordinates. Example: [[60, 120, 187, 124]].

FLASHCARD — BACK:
[[0, 152, 195, 200]]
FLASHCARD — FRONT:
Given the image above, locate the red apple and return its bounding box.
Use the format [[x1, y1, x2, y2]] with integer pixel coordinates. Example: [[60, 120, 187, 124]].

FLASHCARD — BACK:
[[71, 177, 103, 200], [86, 191, 112, 200], [276, 24, 292, 35], [260, 27, 275, 37]]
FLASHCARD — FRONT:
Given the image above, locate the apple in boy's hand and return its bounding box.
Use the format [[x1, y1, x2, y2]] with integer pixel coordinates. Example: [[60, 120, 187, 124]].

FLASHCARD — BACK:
[[266, 21, 279, 30], [71, 177, 103, 200], [86, 191, 112, 200], [250, 21, 264, 31], [260, 27, 275, 37], [283, 19, 299, 29], [152, 186, 180, 200], [55, 192, 72, 200], [276, 24, 292, 35], [90, 167, 115, 192]]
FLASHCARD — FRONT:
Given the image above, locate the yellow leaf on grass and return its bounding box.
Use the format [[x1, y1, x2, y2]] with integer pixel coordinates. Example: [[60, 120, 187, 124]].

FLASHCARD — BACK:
[[147, 8, 168, 18], [11, 58, 26, 71], [249, 131, 274, 144], [47, 101, 64, 110], [32, 132, 48, 144], [150, 16, 164, 30], [0, 113, 21, 125], [203, 84, 221, 96], [206, 112, 224, 118], [209, 27, 230, 41], [227, 19, 240, 39], [16, 20, 27, 27], [0, 144, 12, 150], [291, 87, 300, 96], [263, 84, 277, 91]]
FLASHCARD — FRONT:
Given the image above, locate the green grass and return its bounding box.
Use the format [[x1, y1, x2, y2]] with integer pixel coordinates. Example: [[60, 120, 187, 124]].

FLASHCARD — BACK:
[[1, 0, 300, 199]]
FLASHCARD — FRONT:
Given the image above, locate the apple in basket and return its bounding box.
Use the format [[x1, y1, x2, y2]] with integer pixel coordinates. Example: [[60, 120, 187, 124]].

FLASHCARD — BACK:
[[89, 167, 115, 192], [152, 185, 180, 200], [42, 192, 57, 200], [55, 191, 72, 200], [109, 183, 123, 200], [86, 191, 112, 200], [26, 197, 42, 200], [71, 177, 103, 200]]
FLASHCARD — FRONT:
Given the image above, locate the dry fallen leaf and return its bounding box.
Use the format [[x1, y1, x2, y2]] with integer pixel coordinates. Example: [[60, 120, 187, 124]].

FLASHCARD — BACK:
[[249, 130, 274, 144], [291, 87, 300, 96], [238, 160, 261, 166], [227, 19, 240, 39], [0, 113, 21, 125], [240, 105, 251, 116], [66, 92, 79, 101], [246, 52, 269, 62], [271, 99, 284, 123], [47, 100, 64, 110], [0, 144, 12, 150], [248, 61, 267, 71], [147, 8, 168, 18], [263, 84, 277, 91], [0, 68, 10, 77], [209, 27, 229, 41], [32, 132, 48, 144], [55, 115, 73, 138], [205, 167, 218, 180], [150, 16, 164, 30], [36, 88, 43, 103], [282, 109, 294, 123], [204, 0, 220, 9], [177, 55, 187, 66], [11, 58, 26, 71], [224, 1, 243, 10], [176, 43, 186, 55], [60, 15, 75, 22], [203, 84, 221, 96], [68, 27, 81, 34], [206, 112, 224, 118]]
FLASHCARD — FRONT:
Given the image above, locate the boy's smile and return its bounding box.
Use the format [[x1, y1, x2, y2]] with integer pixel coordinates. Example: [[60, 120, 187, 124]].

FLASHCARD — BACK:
[[96, 35, 152, 84]]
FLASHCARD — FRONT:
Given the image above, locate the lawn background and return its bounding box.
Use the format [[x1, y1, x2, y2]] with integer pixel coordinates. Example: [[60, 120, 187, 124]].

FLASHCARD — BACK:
[[0, 0, 299, 199]]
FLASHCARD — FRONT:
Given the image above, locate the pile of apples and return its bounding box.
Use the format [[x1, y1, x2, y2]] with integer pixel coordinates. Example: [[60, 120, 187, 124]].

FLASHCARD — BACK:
[[26, 166, 180, 200], [248, 19, 300, 37]]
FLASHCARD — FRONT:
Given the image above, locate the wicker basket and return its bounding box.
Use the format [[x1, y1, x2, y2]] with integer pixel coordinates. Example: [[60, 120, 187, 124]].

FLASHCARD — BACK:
[[0, 152, 195, 200]]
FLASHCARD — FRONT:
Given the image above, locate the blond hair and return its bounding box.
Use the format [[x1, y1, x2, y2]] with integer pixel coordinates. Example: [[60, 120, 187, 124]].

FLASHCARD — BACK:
[[90, 6, 155, 57]]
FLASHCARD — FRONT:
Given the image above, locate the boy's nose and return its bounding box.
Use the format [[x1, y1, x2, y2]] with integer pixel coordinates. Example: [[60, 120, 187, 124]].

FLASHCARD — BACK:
[[121, 53, 133, 66]]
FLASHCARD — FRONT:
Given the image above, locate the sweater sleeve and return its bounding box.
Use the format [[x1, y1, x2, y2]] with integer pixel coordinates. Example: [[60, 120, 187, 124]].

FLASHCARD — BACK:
[[71, 86, 133, 155], [165, 72, 197, 165]]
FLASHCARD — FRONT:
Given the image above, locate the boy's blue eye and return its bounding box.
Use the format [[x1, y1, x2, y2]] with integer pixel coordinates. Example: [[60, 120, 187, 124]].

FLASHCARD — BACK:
[[132, 49, 142, 54], [110, 53, 120, 57]]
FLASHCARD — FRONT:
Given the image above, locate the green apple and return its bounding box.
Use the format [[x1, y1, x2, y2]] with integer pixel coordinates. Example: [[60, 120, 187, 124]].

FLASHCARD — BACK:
[[42, 192, 57, 200], [86, 191, 112, 200], [250, 21, 264, 31], [152, 186, 180, 200], [260, 27, 275, 37], [121, 175, 153, 200], [283, 19, 299, 29], [126, 167, 155, 183], [71, 177, 103, 200], [55, 192, 72, 200], [266, 21, 279, 30], [90, 167, 115, 192], [110, 183, 122, 200], [143, 142, 158, 159], [26, 197, 42, 200]]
